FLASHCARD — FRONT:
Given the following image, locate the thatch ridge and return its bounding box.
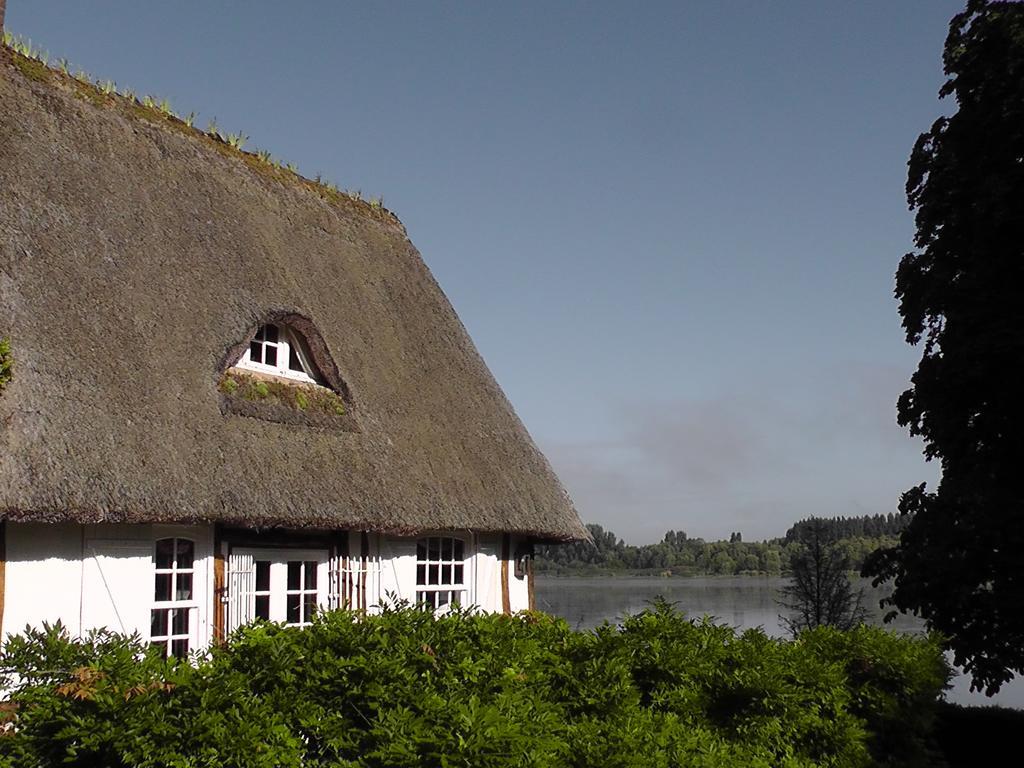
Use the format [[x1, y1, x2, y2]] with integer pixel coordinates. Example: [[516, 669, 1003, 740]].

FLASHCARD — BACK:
[[0, 48, 587, 541], [0, 41, 399, 229]]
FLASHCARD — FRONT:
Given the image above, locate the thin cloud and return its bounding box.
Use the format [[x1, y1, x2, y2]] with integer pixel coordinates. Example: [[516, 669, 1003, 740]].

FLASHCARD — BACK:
[[540, 362, 938, 544]]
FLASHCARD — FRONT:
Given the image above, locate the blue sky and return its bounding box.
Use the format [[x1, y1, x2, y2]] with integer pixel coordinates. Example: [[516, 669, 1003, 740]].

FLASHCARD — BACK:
[[8, 1, 965, 542]]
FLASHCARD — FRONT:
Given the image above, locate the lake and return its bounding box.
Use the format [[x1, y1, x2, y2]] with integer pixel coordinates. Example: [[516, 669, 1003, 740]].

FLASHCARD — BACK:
[[535, 574, 1023, 709]]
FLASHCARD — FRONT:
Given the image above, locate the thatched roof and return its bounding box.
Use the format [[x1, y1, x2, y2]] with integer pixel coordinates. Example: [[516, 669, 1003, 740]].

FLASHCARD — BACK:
[[0, 47, 586, 541]]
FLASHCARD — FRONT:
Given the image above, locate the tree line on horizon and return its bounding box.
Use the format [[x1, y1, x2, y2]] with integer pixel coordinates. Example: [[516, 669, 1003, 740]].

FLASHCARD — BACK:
[[535, 513, 908, 577]]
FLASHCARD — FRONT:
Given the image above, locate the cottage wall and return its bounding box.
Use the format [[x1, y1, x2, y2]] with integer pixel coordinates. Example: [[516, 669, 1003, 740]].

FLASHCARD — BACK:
[[2, 524, 533, 652], [2, 522, 214, 646]]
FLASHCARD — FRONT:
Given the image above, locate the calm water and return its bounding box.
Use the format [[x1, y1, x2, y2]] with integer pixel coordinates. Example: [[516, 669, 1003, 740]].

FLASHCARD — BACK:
[[535, 575, 1023, 709]]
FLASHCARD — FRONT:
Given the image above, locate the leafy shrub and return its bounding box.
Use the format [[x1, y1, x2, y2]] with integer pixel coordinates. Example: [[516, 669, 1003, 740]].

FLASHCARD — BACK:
[[0, 606, 949, 767]]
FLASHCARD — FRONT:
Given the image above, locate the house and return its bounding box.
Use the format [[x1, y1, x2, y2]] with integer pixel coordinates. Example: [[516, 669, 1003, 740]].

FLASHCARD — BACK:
[[0, 40, 586, 657]]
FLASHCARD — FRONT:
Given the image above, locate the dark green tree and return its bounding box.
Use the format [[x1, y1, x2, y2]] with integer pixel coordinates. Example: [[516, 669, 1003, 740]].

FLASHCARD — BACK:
[[864, 0, 1024, 694], [779, 519, 867, 636]]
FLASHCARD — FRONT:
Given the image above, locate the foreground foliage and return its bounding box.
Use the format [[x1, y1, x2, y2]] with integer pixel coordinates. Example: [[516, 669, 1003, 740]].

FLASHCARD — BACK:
[[0, 605, 949, 768], [864, 0, 1024, 694]]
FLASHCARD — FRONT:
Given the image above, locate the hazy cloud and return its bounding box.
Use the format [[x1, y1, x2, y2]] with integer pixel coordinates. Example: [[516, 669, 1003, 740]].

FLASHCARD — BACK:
[[539, 362, 939, 544]]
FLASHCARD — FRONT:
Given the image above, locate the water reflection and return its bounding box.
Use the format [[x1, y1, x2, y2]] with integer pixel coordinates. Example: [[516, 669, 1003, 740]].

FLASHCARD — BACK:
[[535, 575, 1022, 709]]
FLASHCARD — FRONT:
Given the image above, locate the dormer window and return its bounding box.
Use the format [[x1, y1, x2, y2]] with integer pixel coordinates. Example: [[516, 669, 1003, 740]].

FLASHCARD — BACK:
[[236, 323, 322, 384]]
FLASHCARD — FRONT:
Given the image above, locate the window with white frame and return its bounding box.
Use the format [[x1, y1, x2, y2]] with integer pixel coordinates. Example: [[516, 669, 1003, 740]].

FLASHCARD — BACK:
[[236, 323, 322, 384], [285, 560, 319, 627], [416, 536, 466, 610], [151, 537, 196, 659]]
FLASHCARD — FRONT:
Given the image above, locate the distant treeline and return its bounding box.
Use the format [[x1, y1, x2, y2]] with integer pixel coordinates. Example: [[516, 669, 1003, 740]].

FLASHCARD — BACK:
[[535, 514, 909, 576]]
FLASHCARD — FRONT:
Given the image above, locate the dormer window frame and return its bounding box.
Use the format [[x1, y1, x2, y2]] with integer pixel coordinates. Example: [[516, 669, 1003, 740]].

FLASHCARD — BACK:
[[235, 323, 322, 385]]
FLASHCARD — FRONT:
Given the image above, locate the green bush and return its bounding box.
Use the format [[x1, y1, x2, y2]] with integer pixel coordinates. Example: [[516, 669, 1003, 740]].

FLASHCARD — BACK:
[[0, 606, 949, 767]]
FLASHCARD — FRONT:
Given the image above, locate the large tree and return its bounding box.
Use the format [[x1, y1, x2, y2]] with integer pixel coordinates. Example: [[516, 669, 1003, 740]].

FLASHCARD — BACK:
[[864, 0, 1024, 694]]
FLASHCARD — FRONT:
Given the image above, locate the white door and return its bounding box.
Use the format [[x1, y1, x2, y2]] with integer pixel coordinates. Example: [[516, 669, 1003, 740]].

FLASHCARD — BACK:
[[232, 549, 328, 627]]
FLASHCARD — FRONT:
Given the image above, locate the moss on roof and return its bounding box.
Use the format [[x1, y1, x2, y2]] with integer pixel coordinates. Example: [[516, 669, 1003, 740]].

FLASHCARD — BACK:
[[0, 338, 11, 394]]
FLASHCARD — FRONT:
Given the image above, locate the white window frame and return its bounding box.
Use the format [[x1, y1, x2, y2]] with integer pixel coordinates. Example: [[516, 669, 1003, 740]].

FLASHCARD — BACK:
[[235, 323, 321, 385], [151, 537, 199, 659], [415, 536, 467, 611]]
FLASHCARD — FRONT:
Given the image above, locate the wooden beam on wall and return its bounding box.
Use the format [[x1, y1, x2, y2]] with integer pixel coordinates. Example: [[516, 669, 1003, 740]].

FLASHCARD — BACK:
[[500, 533, 511, 615], [527, 549, 536, 611], [211, 527, 225, 644]]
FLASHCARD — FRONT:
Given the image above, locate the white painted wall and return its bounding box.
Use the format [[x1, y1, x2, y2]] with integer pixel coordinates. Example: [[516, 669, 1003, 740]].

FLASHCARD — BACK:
[[3, 522, 214, 647], [508, 535, 531, 613], [3, 523, 83, 637]]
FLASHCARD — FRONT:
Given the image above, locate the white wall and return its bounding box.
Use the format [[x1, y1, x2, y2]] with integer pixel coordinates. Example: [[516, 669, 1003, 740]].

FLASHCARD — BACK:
[[3, 523, 83, 637], [507, 535, 531, 613], [3, 522, 213, 647]]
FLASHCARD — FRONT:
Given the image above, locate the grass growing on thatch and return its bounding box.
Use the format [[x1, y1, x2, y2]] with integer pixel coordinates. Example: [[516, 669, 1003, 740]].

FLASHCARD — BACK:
[[218, 370, 345, 417], [0, 338, 12, 394], [0, 32, 393, 225]]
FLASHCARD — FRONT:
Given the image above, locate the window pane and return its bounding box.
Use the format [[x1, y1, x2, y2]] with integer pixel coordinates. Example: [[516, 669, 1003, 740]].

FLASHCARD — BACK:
[[287, 595, 300, 624], [452, 590, 462, 606], [172, 608, 190, 636], [416, 564, 425, 585], [255, 561, 270, 592], [428, 564, 439, 585], [155, 539, 174, 569], [454, 539, 464, 561], [171, 639, 189, 659], [417, 540, 427, 561], [265, 345, 277, 367], [304, 561, 317, 589], [255, 326, 267, 342], [454, 564, 464, 585], [428, 538, 440, 561], [287, 562, 301, 590], [175, 573, 193, 601], [438, 591, 450, 608], [303, 594, 317, 622], [264, 324, 279, 343], [289, 346, 304, 372], [255, 595, 270, 621], [441, 538, 453, 561], [154, 573, 172, 602], [175, 540, 194, 570], [151, 609, 168, 637]]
